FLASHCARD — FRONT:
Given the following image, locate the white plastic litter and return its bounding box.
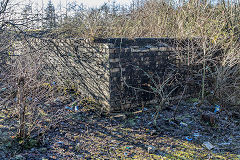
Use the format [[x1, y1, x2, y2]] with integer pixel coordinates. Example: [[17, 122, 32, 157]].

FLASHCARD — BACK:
[[203, 142, 214, 150]]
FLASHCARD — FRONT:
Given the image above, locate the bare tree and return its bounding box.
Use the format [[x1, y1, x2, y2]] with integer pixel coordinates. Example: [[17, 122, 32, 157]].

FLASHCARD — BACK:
[[0, 0, 9, 14]]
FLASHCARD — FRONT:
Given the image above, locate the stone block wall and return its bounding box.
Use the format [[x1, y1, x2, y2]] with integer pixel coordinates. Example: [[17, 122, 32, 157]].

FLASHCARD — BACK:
[[14, 37, 215, 112], [94, 38, 206, 111], [13, 38, 111, 112]]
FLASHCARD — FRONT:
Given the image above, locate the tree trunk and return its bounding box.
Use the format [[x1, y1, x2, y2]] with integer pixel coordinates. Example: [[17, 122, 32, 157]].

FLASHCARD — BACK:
[[18, 77, 26, 138]]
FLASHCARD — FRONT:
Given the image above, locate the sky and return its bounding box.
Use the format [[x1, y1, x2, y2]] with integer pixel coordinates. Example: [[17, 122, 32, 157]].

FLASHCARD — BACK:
[[14, 0, 132, 9], [79, 0, 131, 8]]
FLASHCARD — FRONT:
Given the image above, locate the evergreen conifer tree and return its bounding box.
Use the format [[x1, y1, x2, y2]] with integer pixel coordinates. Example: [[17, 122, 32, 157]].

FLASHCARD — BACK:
[[44, 0, 56, 29]]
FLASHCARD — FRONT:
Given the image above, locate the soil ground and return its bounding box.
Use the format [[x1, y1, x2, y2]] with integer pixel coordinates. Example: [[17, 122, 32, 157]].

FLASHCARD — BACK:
[[0, 94, 239, 160]]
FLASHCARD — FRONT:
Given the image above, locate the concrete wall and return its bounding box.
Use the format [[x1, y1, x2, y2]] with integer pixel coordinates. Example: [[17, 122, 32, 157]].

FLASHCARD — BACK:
[[13, 37, 216, 112], [99, 38, 205, 111]]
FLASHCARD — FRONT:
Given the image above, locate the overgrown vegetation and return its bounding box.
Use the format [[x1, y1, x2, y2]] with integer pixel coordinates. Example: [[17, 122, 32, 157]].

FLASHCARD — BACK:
[[59, 0, 240, 106], [0, 0, 240, 159]]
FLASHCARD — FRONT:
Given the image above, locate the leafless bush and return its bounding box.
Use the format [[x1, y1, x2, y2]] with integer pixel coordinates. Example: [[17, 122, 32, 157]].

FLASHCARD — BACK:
[[0, 37, 52, 138], [58, 0, 240, 109]]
